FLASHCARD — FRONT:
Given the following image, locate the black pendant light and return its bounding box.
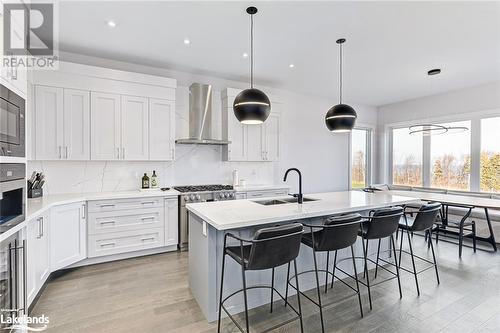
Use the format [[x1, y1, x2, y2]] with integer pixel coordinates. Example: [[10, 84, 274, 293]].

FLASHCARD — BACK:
[[325, 38, 357, 132], [233, 6, 271, 125]]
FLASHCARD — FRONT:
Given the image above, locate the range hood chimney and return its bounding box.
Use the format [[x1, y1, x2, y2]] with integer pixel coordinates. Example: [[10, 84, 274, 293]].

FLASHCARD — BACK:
[[176, 83, 230, 145]]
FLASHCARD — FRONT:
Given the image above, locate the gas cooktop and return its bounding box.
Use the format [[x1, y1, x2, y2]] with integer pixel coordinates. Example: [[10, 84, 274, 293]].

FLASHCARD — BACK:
[[174, 184, 234, 193]]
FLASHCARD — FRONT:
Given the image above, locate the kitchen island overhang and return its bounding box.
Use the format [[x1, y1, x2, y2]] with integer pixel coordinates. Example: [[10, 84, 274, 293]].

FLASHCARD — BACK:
[[187, 191, 420, 322]]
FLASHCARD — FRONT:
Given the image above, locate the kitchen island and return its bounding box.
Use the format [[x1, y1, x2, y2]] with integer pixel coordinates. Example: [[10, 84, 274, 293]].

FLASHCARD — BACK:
[[187, 191, 419, 322]]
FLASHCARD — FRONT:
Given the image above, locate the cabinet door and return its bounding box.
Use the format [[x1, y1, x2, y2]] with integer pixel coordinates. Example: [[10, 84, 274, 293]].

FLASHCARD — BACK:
[[246, 124, 265, 161], [64, 89, 90, 160], [226, 110, 247, 161], [50, 202, 86, 271], [263, 112, 280, 161], [26, 217, 39, 305], [121, 95, 149, 160], [165, 198, 178, 246], [26, 213, 50, 306], [149, 98, 175, 160], [35, 86, 64, 160], [91, 92, 121, 160]]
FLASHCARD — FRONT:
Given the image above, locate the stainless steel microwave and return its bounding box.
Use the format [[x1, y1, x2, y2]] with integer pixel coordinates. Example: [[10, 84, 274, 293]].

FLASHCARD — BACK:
[[0, 163, 25, 233], [0, 84, 25, 157]]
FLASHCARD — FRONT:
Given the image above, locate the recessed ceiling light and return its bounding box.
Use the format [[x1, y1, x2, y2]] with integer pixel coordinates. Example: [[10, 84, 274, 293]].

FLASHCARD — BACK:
[[183, 38, 191, 45], [289, 64, 295, 68], [107, 20, 116, 28], [242, 53, 249, 58]]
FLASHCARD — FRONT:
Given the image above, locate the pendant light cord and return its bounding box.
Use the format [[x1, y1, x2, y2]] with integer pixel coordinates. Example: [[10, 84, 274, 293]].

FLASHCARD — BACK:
[[250, 13, 254, 89], [339, 42, 343, 104]]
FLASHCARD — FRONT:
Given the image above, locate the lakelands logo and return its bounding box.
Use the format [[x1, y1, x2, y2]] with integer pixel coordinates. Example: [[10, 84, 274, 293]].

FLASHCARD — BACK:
[[1, 313, 49, 331], [2, 1, 58, 70]]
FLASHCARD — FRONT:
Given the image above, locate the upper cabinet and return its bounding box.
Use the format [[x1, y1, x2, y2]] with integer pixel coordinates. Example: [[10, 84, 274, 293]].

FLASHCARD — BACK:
[[32, 61, 177, 161], [90, 92, 121, 160], [149, 98, 175, 161], [222, 88, 281, 162], [35, 86, 90, 160]]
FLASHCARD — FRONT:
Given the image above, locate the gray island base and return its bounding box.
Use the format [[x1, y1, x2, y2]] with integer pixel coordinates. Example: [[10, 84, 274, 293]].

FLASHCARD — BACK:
[[187, 191, 419, 322]]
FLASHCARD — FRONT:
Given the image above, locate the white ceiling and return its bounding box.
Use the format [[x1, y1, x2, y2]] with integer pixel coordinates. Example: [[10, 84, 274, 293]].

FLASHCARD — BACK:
[[57, 1, 500, 106]]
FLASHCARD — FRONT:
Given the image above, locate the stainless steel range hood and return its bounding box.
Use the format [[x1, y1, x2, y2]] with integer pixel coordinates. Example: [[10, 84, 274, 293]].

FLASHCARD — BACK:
[[176, 83, 230, 145]]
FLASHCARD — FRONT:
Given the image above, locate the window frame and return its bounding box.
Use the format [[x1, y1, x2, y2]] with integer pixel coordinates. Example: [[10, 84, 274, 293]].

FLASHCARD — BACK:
[[349, 126, 373, 190], [385, 109, 500, 192]]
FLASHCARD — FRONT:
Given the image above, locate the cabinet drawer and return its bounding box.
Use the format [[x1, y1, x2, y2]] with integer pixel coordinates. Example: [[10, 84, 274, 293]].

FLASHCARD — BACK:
[[88, 197, 163, 213], [88, 228, 165, 258], [88, 207, 164, 235]]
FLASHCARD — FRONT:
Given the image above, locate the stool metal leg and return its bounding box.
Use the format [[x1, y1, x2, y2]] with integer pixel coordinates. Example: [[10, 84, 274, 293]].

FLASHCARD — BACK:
[[391, 235, 403, 299], [284, 262, 290, 307], [406, 228, 420, 295], [429, 230, 440, 284], [293, 259, 305, 333], [217, 253, 226, 333], [330, 250, 338, 289], [374, 239, 381, 279], [270, 267, 275, 313], [241, 264, 249, 333], [312, 245, 325, 333], [459, 220, 464, 258], [399, 228, 404, 265], [324, 251, 330, 294], [361, 237, 372, 310], [351, 245, 364, 318], [472, 222, 477, 253]]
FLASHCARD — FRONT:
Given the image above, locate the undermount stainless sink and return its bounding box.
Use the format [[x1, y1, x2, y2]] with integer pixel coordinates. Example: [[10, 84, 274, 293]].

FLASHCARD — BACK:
[[253, 197, 319, 205]]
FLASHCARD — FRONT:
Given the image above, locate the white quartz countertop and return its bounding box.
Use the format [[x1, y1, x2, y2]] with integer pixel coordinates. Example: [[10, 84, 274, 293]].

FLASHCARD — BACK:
[[186, 190, 420, 230], [27, 189, 180, 221], [233, 184, 290, 192]]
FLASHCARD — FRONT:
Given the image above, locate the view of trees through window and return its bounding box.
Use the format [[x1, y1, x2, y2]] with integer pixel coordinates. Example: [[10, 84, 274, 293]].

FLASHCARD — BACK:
[[392, 128, 422, 186], [430, 121, 471, 190], [481, 117, 500, 193], [351, 129, 368, 188]]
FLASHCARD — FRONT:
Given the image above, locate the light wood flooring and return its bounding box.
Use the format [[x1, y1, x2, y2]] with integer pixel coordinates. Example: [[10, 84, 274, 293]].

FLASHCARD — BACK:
[[31, 236, 500, 333]]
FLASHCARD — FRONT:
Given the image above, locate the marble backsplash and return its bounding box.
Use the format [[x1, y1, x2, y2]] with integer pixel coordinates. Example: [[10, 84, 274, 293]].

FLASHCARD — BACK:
[[28, 145, 277, 195]]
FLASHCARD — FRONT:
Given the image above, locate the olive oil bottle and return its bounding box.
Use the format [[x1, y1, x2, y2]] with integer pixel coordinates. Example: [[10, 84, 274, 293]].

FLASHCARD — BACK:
[[142, 173, 150, 189], [151, 170, 158, 188]]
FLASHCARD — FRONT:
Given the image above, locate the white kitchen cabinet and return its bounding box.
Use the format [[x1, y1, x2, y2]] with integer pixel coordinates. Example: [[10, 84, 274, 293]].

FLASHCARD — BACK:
[[262, 112, 281, 161], [236, 188, 289, 200], [165, 197, 178, 246], [35, 86, 91, 160], [91, 92, 121, 160], [222, 88, 281, 162], [50, 202, 86, 271], [63, 89, 90, 160], [121, 95, 149, 160], [35, 86, 64, 159], [26, 212, 50, 306], [149, 98, 175, 160]]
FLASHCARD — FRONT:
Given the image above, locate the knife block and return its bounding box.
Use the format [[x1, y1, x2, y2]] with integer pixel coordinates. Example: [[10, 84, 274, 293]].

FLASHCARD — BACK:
[[28, 188, 43, 198]]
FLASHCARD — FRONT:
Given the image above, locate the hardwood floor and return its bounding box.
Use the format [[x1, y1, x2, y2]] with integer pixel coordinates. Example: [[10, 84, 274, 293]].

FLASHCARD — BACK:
[[31, 236, 500, 333]]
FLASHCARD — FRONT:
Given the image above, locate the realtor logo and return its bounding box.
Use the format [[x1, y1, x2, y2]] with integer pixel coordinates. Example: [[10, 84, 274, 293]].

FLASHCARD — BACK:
[[3, 3, 54, 56], [2, 2, 58, 70]]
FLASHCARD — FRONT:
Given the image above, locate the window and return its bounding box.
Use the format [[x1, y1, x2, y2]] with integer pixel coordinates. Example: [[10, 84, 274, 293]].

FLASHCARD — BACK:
[[430, 121, 471, 190], [392, 127, 423, 186], [481, 117, 500, 192], [351, 129, 370, 188]]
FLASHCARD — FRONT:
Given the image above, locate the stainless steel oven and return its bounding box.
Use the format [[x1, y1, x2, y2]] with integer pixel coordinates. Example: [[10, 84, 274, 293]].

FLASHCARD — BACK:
[[0, 84, 25, 157], [0, 164, 25, 234]]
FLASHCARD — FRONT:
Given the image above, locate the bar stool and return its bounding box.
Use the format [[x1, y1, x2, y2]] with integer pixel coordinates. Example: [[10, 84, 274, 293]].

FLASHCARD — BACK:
[[397, 203, 441, 295], [358, 206, 404, 310], [285, 214, 364, 333], [217, 223, 304, 333]]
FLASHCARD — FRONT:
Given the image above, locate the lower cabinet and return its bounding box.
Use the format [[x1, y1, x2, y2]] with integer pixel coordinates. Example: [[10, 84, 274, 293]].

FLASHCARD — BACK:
[[237, 188, 289, 200], [50, 202, 86, 271], [87, 196, 178, 258], [26, 211, 50, 306]]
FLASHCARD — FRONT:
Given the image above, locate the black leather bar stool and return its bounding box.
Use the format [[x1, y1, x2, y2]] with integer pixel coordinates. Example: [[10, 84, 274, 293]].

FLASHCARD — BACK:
[[397, 203, 441, 295], [285, 214, 364, 333], [358, 206, 404, 310], [217, 223, 304, 333]]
